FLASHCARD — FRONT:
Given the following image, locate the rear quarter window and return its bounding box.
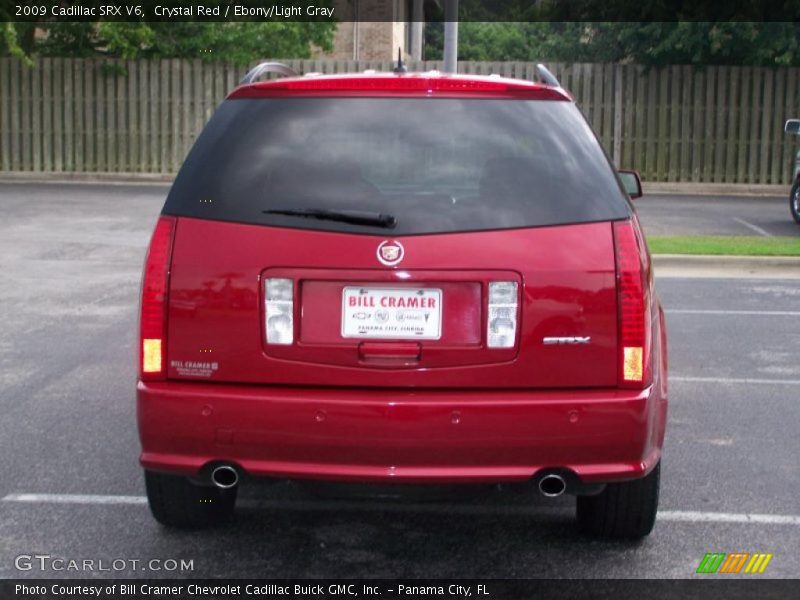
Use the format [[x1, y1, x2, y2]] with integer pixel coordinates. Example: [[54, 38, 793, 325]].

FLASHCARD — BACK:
[[163, 97, 631, 235]]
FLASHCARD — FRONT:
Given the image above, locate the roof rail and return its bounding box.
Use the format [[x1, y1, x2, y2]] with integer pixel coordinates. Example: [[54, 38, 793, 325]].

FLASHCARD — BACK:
[[535, 64, 560, 87], [240, 62, 298, 85]]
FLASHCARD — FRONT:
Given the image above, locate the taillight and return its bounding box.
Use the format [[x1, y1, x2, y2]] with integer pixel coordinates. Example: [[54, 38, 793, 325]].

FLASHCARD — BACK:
[[613, 219, 652, 387], [265, 278, 294, 345], [139, 216, 176, 380], [487, 281, 518, 348]]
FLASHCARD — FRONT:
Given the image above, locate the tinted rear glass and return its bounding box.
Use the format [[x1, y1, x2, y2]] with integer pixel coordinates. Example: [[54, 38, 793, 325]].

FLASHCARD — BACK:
[[163, 98, 630, 234]]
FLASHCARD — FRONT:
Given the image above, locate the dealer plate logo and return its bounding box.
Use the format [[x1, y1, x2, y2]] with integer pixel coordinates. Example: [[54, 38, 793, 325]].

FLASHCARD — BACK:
[[377, 240, 404, 266]]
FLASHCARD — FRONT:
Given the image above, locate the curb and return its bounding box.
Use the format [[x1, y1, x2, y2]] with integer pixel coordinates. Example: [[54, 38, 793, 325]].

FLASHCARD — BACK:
[[654, 254, 800, 267], [644, 182, 787, 197], [653, 254, 800, 279], [0, 172, 173, 185]]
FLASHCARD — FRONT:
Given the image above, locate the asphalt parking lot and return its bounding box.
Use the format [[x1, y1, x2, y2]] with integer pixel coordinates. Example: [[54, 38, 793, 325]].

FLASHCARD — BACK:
[[636, 193, 798, 237], [0, 182, 798, 579]]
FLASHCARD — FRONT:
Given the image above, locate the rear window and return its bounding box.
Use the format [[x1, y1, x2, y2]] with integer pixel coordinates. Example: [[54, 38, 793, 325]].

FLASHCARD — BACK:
[[163, 97, 631, 235]]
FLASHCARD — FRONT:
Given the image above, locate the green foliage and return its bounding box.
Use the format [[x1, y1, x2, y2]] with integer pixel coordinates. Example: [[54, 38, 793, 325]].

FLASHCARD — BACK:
[[619, 23, 800, 67], [425, 22, 800, 67], [1, 22, 29, 63], [1, 22, 336, 65]]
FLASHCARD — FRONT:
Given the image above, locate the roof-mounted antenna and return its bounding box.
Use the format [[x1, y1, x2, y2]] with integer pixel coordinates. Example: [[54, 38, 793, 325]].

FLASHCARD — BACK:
[[393, 48, 407, 74]]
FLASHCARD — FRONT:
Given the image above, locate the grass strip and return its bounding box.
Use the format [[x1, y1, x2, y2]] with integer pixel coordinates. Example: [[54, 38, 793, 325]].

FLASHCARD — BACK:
[[648, 235, 800, 256]]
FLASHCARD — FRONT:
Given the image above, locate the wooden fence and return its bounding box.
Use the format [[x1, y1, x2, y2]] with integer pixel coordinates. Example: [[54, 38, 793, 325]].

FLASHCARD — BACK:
[[1, 57, 799, 183]]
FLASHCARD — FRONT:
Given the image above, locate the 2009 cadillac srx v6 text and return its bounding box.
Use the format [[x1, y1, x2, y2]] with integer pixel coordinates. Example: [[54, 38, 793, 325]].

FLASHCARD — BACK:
[[137, 65, 668, 538]]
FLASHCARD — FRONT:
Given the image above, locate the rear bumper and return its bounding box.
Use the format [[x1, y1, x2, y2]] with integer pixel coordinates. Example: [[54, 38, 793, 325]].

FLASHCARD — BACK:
[[137, 381, 667, 485]]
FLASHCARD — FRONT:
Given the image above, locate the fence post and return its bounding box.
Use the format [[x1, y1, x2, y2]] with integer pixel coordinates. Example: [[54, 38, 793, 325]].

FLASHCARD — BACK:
[[0, 58, 9, 172], [679, 65, 692, 181], [613, 64, 622, 166]]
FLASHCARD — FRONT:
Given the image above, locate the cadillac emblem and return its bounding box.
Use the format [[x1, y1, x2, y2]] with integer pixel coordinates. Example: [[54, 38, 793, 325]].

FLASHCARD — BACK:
[[377, 240, 404, 266]]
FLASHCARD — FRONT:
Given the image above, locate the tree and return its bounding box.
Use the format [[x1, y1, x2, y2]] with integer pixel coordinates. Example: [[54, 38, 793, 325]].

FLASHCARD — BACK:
[[1, 22, 336, 65], [424, 21, 800, 67], [0, 3, 33, 63]]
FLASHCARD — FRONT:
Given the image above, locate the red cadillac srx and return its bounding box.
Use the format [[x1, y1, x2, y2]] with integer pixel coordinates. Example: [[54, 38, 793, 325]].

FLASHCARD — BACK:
[[137, 66, 668, 538]]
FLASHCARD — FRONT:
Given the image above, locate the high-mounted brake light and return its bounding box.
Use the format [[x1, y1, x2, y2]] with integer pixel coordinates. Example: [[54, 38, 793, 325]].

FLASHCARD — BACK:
[[229, 75, 570, 101], [613, 219, 652, 387], [265, 278, 294, 345], [139, 216, 175, 380], [487, 281, 518, 348]]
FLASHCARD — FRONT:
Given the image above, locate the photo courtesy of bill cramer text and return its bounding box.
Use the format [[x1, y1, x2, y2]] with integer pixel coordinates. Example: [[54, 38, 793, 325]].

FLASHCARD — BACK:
[[12, 582, 491, 599], [6, 580, 800, 600]]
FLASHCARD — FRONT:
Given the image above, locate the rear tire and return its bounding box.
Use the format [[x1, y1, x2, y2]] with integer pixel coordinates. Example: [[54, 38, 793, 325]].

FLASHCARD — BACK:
[[576, 461, 660, 539], [145, 470, 237, 529], [791, 180, 800, 224]]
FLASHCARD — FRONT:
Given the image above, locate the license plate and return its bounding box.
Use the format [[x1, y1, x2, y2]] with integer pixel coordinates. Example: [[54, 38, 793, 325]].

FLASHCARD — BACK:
[[341, 287, 442, 340]]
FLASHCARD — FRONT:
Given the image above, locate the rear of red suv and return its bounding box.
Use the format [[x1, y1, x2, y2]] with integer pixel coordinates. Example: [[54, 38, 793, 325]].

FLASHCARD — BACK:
[[137, 71, 668, 538]]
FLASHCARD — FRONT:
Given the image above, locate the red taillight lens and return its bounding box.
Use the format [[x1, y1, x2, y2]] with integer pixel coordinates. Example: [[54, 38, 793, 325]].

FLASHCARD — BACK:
[[613, 219, 652, 387], [139, 216, 175, 380]]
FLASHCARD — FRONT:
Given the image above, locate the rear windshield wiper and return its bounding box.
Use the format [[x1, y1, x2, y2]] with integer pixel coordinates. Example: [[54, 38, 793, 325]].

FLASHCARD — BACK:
[[263, 208, 397, 228]]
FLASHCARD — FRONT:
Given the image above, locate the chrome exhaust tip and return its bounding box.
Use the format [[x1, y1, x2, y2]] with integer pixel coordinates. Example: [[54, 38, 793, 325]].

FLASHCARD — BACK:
[[538, 473, 567, 497], [210, 465, 239, 489]]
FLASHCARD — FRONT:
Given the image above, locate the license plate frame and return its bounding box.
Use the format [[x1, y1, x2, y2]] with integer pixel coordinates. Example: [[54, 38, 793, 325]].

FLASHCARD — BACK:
[[341, 287, 443, 340]]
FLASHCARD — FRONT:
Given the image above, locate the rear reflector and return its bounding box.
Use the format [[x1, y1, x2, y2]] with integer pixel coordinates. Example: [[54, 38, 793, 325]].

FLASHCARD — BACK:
[[265, 278, 294, 345], [487, 281, 518, 348], [139, 216, 176, 380], [142, 339, 162, 373], [613, 219, 651, 387], [623, 346, 644, 382]]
